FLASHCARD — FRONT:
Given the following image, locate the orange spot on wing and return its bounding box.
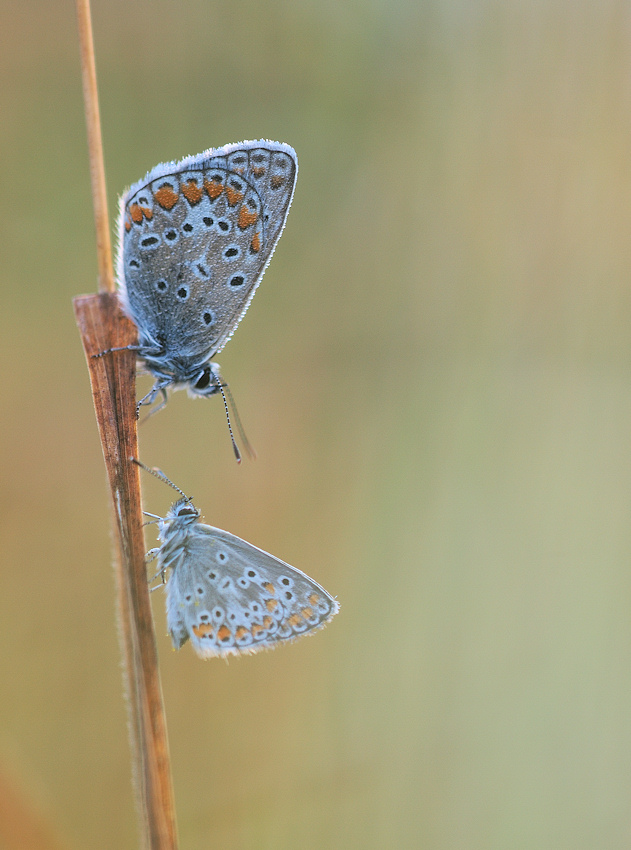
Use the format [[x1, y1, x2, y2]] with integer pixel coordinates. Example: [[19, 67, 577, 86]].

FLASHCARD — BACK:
[[301, 607, 313, 620], [140, 206, 153, 220], [308, 593, 320, 606], [252, 166, 266, 178], [263, 582, 275, 594], [251, 623, 265, 638], [263, 616, 273, 629], [270, 176, 284, 189], [224, 185, 244, 206], [182, 179, 203, 205], [154, 184, 179, 210], [124, 217, 131, 232], [129, 203, 143, 224], [217, 625, 232, 642], [288, 613, 303, 627], [204, 177, 223, 199], [235, 626, 249, 640], [192, 623, 214, 638], [238, 205, 258, 229], [250, 232, 261, 253], [266, 598, 279, 613]]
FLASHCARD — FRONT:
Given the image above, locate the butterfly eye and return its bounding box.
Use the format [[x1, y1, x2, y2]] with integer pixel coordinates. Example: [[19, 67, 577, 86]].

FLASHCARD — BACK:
[[194, 369, 212, 390]]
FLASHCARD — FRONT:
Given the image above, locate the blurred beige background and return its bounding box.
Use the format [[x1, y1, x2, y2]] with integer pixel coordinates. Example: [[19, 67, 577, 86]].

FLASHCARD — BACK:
[[2, 0, 631, 847]]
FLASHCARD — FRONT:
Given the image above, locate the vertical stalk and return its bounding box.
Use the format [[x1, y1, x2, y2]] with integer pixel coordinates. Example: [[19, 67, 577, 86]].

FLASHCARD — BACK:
[[74, 2, 178, 847], [75, 0, 115, 293]]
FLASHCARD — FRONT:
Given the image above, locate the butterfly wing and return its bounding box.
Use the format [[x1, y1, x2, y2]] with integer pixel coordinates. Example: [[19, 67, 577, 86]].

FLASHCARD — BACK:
[[117, 141, 297, 374], [165, 523, 338, 659]]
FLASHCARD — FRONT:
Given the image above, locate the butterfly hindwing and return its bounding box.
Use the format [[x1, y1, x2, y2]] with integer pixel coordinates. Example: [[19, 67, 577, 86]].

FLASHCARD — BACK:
[[164, 523, 338, 659], [118, 141, 298, 376]]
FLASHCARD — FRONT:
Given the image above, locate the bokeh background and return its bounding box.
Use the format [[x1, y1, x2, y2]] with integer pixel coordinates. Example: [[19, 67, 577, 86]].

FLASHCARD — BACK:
[[2, 0, 631, 847]]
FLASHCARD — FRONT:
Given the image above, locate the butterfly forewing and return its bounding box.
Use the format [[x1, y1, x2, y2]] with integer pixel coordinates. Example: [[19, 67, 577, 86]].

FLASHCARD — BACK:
[[164, 522, 338, 659]]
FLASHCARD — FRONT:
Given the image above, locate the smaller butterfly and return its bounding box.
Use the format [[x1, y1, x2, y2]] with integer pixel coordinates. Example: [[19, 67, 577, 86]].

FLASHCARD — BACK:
[[141, 464, 339, 659]]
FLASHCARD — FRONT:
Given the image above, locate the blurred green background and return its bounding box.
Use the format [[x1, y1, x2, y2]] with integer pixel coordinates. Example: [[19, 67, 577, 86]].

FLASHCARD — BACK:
[[2, 0, 631, 847]]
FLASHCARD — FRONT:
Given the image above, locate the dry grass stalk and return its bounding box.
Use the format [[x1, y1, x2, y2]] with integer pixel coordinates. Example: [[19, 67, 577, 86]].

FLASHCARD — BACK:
[[74, 295, 178, 849], [75, 0, 114, 293], [74, 1, 179, 847]]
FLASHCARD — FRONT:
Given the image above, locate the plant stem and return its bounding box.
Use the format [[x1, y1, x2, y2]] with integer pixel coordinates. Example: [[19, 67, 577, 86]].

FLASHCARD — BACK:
[[76, 0, 115, 293], [74, 0, 179, 845], [74, 295, 179, 850]]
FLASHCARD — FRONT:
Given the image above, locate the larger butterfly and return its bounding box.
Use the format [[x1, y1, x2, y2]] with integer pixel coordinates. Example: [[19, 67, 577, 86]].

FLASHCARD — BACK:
[[148, 496, 339, 659], [116, 140, 297, 411]]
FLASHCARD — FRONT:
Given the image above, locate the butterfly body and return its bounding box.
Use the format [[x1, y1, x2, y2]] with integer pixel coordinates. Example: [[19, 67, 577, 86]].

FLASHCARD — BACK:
[[155, 498, 338, 659], [117, 140, 298, 404]]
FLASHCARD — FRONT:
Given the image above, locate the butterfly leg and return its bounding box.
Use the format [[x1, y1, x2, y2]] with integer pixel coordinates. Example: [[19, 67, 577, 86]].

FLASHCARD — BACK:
[[147, 557, 168, 591], [91, 344, 141, 359], [136, 380, 170, 419], [149, 575, 167, 592], [138, 386, 169, 423]]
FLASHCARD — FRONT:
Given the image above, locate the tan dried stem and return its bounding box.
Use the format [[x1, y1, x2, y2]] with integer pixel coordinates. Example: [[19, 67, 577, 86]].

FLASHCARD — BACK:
[[74, 1, 178, 847], [74, 296, 178, 850], [76, 0, 115, 293]]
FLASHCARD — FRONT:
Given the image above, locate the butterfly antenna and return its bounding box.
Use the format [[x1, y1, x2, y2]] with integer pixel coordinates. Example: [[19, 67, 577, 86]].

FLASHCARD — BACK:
[[221, 380, 257, 461], [132, 458, 192, 502], [212, 374, 242, 463]]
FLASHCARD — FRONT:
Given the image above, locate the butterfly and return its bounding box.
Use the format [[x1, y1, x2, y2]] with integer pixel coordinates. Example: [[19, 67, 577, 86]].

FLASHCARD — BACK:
[[141, 464, 339, 659], [116, 140, 297, 415]]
